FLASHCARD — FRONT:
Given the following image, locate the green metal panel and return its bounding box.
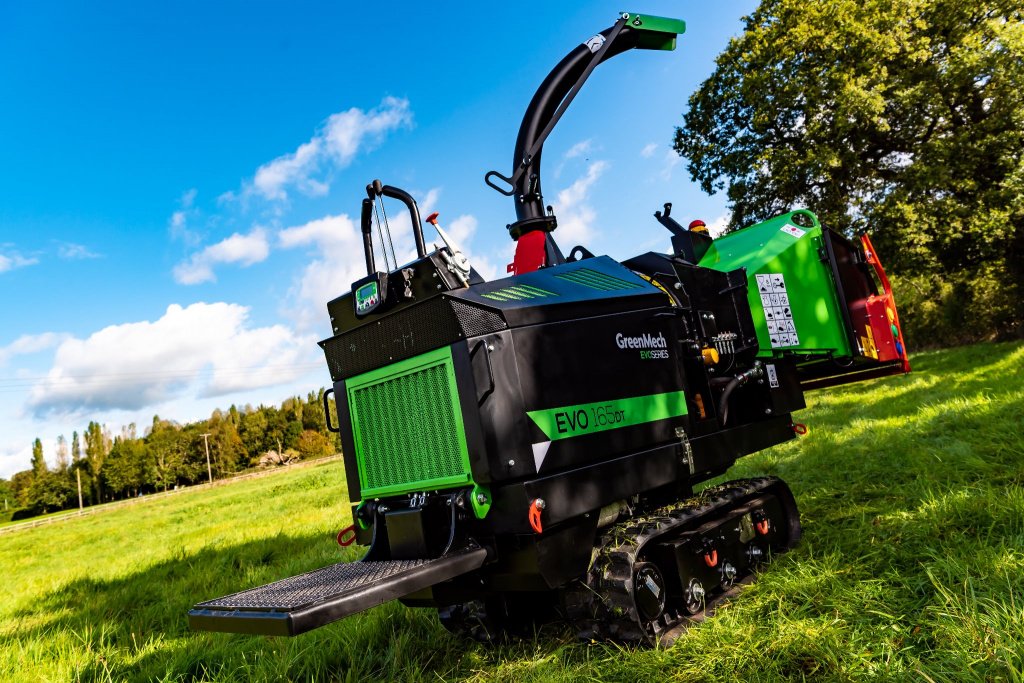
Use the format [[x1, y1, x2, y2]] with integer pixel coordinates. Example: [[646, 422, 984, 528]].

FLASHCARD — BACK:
[[621, 13, 687, 51], [346, 347, 473, 499], [698, 210, 853, 358]]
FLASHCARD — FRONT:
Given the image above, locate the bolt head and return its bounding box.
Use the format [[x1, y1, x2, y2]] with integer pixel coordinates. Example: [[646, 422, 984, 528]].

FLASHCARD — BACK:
[[475, 493, 487, 504], [507, 459, 515, 467]]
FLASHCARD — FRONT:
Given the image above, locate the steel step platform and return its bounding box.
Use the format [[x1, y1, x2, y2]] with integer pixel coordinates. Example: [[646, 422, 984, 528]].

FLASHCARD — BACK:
[[188, 545, 488, 636]]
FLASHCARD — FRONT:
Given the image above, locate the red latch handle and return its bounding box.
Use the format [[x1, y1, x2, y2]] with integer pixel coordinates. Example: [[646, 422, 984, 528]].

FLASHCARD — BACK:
[[704, 549, 718, 568], [528, 499, 545, 534], [755, 520, 770, 536], [337, 524, 357, 547], [425, 211, 440, 226]]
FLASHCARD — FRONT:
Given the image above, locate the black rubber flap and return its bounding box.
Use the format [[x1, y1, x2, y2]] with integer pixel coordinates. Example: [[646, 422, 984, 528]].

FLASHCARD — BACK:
[[188, 545, 487, 636]]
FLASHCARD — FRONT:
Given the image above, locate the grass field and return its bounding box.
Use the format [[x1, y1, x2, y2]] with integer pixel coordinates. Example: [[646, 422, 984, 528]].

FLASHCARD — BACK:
[[1, 342, 1022, 682]]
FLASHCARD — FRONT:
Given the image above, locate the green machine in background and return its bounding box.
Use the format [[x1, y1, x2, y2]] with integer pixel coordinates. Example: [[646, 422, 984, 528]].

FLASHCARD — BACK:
[[697, 209, 909, 386], [701, 211, 853, 358]]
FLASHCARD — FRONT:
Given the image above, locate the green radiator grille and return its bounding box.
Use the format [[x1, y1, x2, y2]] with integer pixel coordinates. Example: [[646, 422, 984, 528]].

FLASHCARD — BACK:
[[347, 347, 471, 498], [554, 267, 641, 291]]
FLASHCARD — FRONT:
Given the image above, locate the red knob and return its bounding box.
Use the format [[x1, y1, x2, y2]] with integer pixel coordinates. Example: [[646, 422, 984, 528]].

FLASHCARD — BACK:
[[425, 211, 440, 226]]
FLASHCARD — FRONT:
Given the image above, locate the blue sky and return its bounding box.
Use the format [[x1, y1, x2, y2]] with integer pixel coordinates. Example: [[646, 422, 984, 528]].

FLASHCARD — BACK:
[[0, 1, 757, 477]]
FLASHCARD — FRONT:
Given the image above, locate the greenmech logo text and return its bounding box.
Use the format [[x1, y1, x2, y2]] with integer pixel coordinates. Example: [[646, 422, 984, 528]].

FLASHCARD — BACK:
[[615, 332, 669, 359], [527, 391, 687, 442]]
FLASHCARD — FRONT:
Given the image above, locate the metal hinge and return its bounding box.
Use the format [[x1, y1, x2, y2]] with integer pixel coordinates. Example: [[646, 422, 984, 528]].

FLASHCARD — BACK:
[[675, 427, 695, 475]]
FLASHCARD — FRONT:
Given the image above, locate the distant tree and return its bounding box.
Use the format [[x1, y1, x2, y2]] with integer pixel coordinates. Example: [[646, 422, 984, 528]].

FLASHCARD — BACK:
[[207, 415, 246, 477], [71, 431, 81, 462], [10, 471, 34, 508], [84, 421, 109, 502], [675, 0, 1024, 340], [28, 470, 73, 513], [283, 420, 303, 451], [302, 390, 327, 433], [0, 478, 13, 511], [147, 419, 192, 489], [55, 435, 69, 472], [70, 459, 93, 507], [238, 409, 269, 462], [104, 436, 153, 498], [264, 407, 288, 455], [31, 438, 46, 475], [295, 430, 334, 459]]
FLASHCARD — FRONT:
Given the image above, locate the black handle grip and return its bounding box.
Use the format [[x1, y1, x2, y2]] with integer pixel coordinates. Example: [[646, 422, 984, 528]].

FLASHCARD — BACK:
[[471, 340, 496, 403], [484, 170, 517, 197], [323, 388, 340, 434]]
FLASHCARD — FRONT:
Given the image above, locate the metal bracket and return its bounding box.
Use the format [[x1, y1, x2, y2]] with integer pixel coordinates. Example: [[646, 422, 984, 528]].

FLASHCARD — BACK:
[[675, 426, 695, 475]]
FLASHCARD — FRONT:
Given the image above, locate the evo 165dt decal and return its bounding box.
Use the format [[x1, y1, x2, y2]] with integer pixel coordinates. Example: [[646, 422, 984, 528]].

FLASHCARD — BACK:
[[527, 391, 688, 442]]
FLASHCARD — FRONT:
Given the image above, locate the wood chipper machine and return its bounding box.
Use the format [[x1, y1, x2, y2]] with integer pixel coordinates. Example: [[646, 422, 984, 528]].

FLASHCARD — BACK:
[[189, 12, 910, 643]]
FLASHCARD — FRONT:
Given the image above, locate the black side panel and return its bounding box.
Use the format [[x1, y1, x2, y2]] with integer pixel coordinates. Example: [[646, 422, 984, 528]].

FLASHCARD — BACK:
[[333, 379, 361, 504], [319, 297, 506, 381], [488, 443, 680, 534], [688, 414, 796, 481], [188, 546, 488, 637]]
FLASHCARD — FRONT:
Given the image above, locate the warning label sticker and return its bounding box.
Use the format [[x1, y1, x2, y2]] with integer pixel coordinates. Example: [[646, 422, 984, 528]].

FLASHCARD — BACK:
[[756, 273, 800, 348], [766, 363, 780, 388], [780, 224, 806, 238]]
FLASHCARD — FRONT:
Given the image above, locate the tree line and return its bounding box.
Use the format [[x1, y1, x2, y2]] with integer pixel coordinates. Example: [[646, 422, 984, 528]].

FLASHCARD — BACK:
[[0, 390, 338, 521]]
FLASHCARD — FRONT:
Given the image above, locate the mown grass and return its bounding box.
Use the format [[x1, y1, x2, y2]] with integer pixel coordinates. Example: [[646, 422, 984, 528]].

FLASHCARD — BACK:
[[1, 341, 1022, 682]]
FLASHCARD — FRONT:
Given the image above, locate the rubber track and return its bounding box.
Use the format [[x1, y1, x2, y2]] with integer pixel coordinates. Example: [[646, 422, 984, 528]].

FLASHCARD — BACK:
[[570, 477, 786, 643]]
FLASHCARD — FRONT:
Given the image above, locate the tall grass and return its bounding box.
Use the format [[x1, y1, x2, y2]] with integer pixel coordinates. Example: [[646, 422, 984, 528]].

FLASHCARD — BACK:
[[1, 341, 1021, 682]]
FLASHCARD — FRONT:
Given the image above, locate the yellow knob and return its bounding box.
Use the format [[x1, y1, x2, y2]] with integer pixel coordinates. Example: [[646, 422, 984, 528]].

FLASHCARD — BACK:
[[702, 347, 720, 366]]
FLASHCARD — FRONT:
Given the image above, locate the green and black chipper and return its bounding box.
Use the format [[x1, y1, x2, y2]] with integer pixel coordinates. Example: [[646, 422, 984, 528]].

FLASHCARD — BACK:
[[189, 12, 910, 643]]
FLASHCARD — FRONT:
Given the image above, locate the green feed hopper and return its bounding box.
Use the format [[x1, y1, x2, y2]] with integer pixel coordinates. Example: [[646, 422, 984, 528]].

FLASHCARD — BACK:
[[699, 211, 853, 359]]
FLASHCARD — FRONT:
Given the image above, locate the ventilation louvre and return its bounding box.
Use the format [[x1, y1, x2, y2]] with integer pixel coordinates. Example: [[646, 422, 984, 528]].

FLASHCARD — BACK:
[[553, 267, 641, 292], [481, 284, 558, 302]]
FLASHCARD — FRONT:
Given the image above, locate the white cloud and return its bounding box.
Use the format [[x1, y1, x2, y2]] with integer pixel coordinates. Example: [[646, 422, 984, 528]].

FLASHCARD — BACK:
[[173, 228, 270, 285], [555, 139, 595, 178], [641, 142, 658, 158], [660, 148, 682, 180], [169, 188, 201, 245], [564, 139, 592, 160], [0, 443, 31, 479], [706, 212, 731, 238], [278, 201, 497, 333], [0, 333, 67, 367], [444, 214, 477, 250], [552, 161, 608, 246], [57, 242, 101, 260], [0, 251, 38, 273], [25, 302, 314, 417], [278, 214, 366, 333], [250, 97, 412, 202]]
